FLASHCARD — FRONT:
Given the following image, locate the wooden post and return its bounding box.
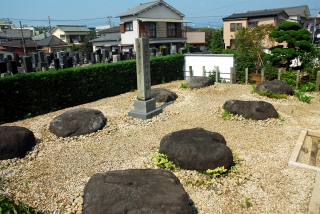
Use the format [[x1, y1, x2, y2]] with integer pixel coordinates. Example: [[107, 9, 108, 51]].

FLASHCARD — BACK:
[[189, 66, 193, 77], [278, 69, 281, 80], [215, 66, 219, 83], [316, 71, 320, 91], [202, 66, 205, 77], [296, 70, 300, 90], [245, 68, 248, 84], [261, 68, 264, 83], [230, 67, 233, 84]]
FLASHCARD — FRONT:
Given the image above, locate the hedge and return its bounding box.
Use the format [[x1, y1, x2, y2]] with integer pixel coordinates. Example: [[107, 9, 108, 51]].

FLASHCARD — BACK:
[[0, 54, 184, 123]]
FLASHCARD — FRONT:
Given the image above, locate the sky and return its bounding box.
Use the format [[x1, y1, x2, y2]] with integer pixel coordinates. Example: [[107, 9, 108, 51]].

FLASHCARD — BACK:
[[1, 0, 319, 29]]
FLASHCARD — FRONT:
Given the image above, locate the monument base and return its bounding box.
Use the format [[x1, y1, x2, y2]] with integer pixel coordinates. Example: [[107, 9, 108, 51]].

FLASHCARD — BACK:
[[128, 98, 162, 120]]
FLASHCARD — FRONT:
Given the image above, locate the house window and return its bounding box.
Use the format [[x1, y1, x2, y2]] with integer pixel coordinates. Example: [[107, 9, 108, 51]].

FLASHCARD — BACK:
[[125, 22, 133, 31], [60, 35, 65, 40], [230, 39, 236, 49], [230, 23, 242, 32], [248, 21, 258, 28], [146, 22, 156, 37], [167, 23, 176, 37]]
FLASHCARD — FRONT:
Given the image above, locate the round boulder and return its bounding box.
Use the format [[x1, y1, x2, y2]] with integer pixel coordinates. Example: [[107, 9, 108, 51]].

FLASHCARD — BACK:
[[159, 128, 233, 171], [49, 108, 106, 137], [186, 76, 214, 89], [223, 99, 278, 120], [151, 88, 178, 102], [0, 126, 36, 160], [83, 169, 194, 214], [256, 79, 294, 95]]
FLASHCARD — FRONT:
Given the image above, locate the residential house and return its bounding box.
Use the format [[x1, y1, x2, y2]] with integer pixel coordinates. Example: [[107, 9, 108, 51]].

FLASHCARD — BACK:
[[183, 32, 206, 48], [116, 0, 189, 52], [1, 41, 37, 55], [51, 25, 90, 44], [304, 12, 320, 45], [31, 32, 52, 41], [222, 10, 289, 49], [222, 5, 311, 49], [0, 20, 15, 29], [36, 35, 69, 53], [90, 33, 121, 52], [0, 29, 32, 45]]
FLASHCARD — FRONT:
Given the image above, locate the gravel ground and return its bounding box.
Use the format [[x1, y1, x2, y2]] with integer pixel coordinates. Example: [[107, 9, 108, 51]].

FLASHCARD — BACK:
[[0, 81, 319, 214]]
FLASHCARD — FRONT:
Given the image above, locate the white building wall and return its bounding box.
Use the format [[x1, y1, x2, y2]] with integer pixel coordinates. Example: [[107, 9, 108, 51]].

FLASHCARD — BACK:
[[184, 54, 235, 82], [137, 5, 182, 19], [121, 20, 139, 49]]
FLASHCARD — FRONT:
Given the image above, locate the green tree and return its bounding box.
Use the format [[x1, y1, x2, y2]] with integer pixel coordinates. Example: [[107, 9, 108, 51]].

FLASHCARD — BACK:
[[209, 28, 223, 54], [80, 30, 97, 52], [234, 24, 275, 72], [264, 22, 312, 70], [71, 43, 79, 52]]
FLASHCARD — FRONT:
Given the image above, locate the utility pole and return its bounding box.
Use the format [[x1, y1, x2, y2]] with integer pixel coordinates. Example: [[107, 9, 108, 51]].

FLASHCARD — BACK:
[[312, 17, 317, 44], [19, 21, 26, 56], [107, 16, 112, 27], [48, 16, 51, 32]]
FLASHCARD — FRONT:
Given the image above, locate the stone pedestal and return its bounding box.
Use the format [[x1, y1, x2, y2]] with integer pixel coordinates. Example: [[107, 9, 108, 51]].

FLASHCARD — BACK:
[[128, 98, 162, 120]]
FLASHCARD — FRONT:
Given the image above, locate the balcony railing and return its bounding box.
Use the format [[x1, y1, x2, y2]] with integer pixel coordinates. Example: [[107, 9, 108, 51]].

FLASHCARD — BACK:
[[140, 26, 182, 38]]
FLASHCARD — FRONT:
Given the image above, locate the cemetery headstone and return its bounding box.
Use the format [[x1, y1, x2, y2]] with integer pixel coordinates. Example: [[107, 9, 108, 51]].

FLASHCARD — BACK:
[[54, 58, 60, 70], [90, 53, 95, 64], [102, 49, 109, 61], [0, 61, 7, 73], [66, 57, 73, 68], [95, 54, 100, 63], [45, 55, 52, 65], [128, 38, 162, 120], [74, 52, 80, 63], [13, 53, 19, 63], [38, 51, 45, 62], [23, 56, 33, 73], [50, 53, 54, 61], [86, 52, 91, 60], [7, 55, 12, 61], [113, 54, 120, 62], [9, 61, 18, 74], [80, 57, 84, 65], [38, 62, 48, 71], [32, 53, 39, 65], [0, 53, 4, 60]]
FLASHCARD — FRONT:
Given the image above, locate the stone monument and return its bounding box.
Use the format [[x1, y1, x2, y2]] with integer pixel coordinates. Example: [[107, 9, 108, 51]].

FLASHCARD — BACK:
[[128, 38, 162, 120]]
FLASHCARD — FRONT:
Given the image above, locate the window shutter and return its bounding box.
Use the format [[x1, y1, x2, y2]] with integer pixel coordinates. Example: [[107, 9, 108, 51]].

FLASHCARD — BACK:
[[120, 24, 125, 33]]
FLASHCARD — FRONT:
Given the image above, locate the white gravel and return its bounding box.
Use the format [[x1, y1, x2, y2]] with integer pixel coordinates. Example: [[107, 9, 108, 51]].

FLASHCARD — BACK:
[[0, 81, 318, 214]]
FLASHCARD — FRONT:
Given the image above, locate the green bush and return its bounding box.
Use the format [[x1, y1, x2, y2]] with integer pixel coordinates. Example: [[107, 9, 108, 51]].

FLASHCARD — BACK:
[[0, 54, 184, 123], [0, 195, 40, 214]]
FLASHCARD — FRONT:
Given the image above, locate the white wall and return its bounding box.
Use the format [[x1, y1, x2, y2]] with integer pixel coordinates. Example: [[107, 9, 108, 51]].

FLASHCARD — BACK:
[[121, 20, 139, 48], [184, 54, 235, 82], [138, 4, 182, 19]]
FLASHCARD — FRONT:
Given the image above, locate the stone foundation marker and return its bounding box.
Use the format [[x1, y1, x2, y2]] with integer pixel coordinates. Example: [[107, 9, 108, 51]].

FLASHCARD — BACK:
[[128, 38, 162, 120]]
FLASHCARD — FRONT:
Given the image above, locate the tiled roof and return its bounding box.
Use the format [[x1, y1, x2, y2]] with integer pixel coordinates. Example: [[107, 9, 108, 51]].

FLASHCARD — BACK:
[[0, 29, 31, 39], [223, 10, 288, 20], [117, 0, 184, 17], [90, 33, 121, 42], [31, 32, 52, 41], [98, 26, 120, 34], [1, 41, 37, 48], [247, 5, 310, 17], [37, 35, 68, 47], [53, 25, 90, 32]]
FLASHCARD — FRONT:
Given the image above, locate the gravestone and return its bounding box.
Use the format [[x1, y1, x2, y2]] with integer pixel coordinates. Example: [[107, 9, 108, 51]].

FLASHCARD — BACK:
[[74, 52, 80, 63], [57, 52, 62, 60], [128, 38, 162, 120], [66, 57, 73, 68], [38, 51, 45, 62], [90, 52, 95, 64], [102, 49, 109, 61], [80, 57, 84, 65], [45, 55, 52, 65], [54, 58, 60, 70], [95, 54, 100, 63], [23, 56, 33, 73], [38, 62, 47, 71], [86, 52, 91, 60], [50, 53, 54, 61], [6, 55, 12, 62], [113, 55, 120, 62], [13, 53, 19, 63], [9, 61, 18, 74], [32, 52, 39, 65], [0, 61, 7, 73]]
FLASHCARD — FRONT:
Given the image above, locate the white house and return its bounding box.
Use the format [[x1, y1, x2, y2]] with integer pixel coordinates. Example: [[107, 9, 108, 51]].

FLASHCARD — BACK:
[[91, 0, 189, 53], [51, 25, 90, 44]]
